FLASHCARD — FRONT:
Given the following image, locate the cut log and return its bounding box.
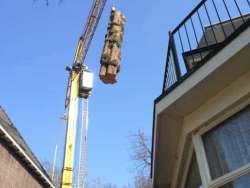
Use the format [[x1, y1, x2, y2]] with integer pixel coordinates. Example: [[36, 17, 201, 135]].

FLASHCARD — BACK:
[[108, 32, 123, 46], [99, 7, 125, 84], [101, 42, 111, 64], [106, 65, 118, 84], [110, 43, 121, 66]]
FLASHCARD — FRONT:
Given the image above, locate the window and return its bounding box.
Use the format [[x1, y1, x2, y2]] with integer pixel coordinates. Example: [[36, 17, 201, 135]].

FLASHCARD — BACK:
[[190, 106, 250, 188], [203, 106, 250, 180], [185, 154, 202, 188], [219, 173, 250, 188]]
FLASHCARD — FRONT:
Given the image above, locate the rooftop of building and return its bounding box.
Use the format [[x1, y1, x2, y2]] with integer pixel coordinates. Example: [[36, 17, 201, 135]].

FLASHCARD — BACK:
[[0, 106, 55, 188]]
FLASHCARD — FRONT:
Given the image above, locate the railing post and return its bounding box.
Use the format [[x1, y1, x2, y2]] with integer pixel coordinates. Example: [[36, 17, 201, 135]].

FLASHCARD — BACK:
[[162, 37, 171, 93], [169, 32, 181, 81]]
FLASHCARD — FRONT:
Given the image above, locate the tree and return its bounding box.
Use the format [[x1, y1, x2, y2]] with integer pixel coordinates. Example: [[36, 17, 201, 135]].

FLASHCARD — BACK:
[[86, 178, 117, 188], [130, 129, 151, 176], [41, 129, 153, 188], [129, 129, 152, 188], [133, 175, 152, 188], [42, 160, 62, 188], [33, 0, 49, 6], [33, 0, 63, 6]]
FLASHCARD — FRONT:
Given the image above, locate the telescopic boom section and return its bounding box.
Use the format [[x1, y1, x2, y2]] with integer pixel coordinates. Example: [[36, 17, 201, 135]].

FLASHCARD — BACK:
[[75, 0, 107, 65], [61, 1, 107, 188], [65, 0, 107, 108]]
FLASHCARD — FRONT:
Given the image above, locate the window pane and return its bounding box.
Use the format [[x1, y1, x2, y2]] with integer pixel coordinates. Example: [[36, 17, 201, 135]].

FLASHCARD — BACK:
[[185, 153, 202, 188], [203, 106, 250, 179], [220, 173, 250, 188]]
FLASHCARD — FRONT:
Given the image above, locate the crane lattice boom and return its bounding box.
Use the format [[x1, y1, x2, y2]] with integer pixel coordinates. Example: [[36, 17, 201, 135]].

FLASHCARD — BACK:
[[75, 0, 107, 65], [77, 99, 89, 188]]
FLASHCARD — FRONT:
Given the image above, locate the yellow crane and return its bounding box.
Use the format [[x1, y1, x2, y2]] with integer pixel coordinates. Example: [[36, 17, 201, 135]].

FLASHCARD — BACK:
[[60, 0, 125, 187], [60, 0, 107, 187]]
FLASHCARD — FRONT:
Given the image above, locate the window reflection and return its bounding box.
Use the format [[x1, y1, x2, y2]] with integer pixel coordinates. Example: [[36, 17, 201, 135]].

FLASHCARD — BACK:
[[203, 107, 250, 179]]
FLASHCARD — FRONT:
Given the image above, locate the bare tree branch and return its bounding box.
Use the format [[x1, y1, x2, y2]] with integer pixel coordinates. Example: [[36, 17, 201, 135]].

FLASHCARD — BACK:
[[129, 129, 151, 176], [42, 160, 61, 188], [129, 129, 153, 188], [86, 178, 117, 188], [33, 0, 63, 6]]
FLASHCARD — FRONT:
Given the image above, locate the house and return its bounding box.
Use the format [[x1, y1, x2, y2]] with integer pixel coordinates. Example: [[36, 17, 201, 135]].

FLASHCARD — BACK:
[[151, 0, 250, 188], [0, 106, 55, 188]]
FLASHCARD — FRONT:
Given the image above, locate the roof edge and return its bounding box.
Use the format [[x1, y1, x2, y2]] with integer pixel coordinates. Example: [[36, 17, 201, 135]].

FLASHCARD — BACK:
[[0, 124, 55, 188]]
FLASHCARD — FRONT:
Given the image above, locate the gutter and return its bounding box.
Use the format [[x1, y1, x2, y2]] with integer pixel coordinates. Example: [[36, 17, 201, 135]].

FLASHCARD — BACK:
[[0, 123, 55, 188], [150, 100, 157, 186]]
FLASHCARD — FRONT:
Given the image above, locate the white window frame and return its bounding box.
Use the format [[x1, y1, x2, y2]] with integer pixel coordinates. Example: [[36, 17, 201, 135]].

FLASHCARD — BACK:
[[191, 104, 250, 188], [180, 144, 195, 188]]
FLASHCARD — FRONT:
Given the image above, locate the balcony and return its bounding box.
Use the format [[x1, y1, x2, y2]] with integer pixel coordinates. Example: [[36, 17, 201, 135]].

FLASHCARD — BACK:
[[161, 0, 250, 96], [152, 1, 250, 186]]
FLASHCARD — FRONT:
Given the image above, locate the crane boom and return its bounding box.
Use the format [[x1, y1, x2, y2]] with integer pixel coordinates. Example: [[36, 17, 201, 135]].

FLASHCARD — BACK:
[[61, 1, 107, 188], [75, 0, 107, 65], [65, 0, 107, 108]]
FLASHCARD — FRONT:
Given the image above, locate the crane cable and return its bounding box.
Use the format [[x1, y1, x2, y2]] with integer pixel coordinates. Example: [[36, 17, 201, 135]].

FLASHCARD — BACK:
[[77, 98, 89, 188]]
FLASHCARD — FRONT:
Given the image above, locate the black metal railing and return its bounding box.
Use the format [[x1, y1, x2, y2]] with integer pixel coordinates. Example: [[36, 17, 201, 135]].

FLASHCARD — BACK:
[[163, 0, 250, 93]]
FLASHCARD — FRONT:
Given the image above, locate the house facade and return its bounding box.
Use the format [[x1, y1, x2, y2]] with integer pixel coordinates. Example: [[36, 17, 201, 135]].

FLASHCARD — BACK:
[[151, 1, 250, 188], [0, 106, 55, 188]]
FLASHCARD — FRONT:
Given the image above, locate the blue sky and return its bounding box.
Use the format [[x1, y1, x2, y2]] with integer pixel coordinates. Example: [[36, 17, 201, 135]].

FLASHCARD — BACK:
[[0, 0, 200, 186]]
